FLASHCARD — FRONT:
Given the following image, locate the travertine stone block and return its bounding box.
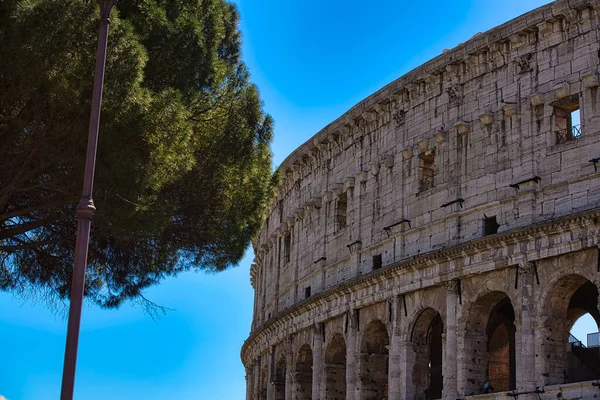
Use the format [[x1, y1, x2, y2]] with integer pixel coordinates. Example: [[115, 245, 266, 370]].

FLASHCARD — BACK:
[[582, 72, 599, 88], [479, 111, 494, 126], [553, 81, 570, 99], [530, 92, 545, 106], [455, 121, 470, 135]]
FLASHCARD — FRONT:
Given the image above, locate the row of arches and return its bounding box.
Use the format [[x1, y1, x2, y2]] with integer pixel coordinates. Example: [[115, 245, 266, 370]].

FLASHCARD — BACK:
[[251, 272, 600, 400]]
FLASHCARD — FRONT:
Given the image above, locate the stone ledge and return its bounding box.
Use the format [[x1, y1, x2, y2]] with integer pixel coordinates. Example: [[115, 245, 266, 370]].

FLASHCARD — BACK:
[[241, 207, 600, 362]]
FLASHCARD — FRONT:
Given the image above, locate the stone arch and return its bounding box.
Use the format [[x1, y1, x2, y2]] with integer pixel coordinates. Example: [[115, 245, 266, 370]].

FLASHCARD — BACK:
[[460, 291, 516, 395], [400, 290, 447, 341], [324, 333, 346, 400], [293, 344, 313, 400], [538, 273, 600, 385], [274, 356, 287, 400], [410, 307, 443, 400], [359, 319, 389, 400]]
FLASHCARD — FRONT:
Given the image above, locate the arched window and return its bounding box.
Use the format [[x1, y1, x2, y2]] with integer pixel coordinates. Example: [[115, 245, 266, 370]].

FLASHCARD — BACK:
[[411, 309, 443, 400], [542, 276, 600, 385], [462, 292, 515, 395], [274, 357, 286, 400], [486, 298, 516, 392], [260, 366, 268, 400], [324, 334, 346, 400], [568, 312, 600, 383], [294, 345, 313, 400], [359, 320, 389, 399]]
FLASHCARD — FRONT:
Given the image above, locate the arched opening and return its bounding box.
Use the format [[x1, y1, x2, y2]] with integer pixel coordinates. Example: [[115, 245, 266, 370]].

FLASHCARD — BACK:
[[274, 356, 286, 400], [411, 308, 443, 400], [568, 312, 600, 383], [486, 297, 516, 392], [462, 292, 515, 395], [542, 275, 600, 385], [324, 334, 346, 400], [260, 366, 268, 400], [294, 344, 313, 400], [570, 313, 598, 346], [359, 319, 389, 400]]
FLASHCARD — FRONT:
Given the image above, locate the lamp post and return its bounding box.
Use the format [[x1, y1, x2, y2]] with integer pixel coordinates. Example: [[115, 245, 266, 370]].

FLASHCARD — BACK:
[[60, 1, 117, 399]]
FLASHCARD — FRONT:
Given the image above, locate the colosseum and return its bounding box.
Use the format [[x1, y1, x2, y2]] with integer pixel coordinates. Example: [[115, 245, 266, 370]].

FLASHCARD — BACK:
[[241, 1, 600, 399]]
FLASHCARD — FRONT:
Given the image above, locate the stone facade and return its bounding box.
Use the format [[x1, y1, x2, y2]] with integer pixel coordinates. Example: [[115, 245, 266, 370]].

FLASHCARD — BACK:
[[242, 1, 600, 399]]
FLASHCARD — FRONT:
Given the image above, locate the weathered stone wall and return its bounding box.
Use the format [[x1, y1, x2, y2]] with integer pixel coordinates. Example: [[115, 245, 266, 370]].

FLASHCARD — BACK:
[[243, 1, 600, 399]]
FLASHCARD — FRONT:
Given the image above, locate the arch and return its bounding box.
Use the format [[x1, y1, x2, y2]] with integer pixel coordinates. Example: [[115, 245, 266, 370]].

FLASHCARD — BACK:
[[410, 308, 443, 400], [461, 291, 515, 395], [274, 356, 286, 400], [294, 344, 313, 400], [324, 333, 346, 399], [359, 319, 389, 400], [540, 274, 600, 385], [486, 296, 516, 392]]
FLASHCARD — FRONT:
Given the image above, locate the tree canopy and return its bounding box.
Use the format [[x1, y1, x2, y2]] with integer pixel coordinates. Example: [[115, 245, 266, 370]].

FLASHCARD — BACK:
[[0, 0, 276, 309]]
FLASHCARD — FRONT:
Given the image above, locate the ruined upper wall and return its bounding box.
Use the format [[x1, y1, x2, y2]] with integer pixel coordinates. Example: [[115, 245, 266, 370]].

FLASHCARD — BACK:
[[249, 0, 600, 331], [275, 0, 594, 174]]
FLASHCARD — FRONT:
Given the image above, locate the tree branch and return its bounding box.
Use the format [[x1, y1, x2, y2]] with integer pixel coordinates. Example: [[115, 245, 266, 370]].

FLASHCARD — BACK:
[[0, 200, 65, 221], [0, 217, 54, 239], [0, 238, 60, 251]]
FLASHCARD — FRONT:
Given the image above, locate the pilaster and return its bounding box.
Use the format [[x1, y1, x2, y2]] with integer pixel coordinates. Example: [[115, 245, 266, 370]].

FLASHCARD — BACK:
[[388, 296, 402, 400], [312, 323, 324, 400], [345, 311, 358, 400], [399, 341, 416, 399], [285, 339, 294, 400], [267, 348, 275, 400], [517, 262, 538, 398], [245, 365, 252, 400], [443, 280, 459, 399]]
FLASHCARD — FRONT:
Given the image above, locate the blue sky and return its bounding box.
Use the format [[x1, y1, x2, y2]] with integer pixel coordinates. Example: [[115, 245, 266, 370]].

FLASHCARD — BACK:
[[1, 1, 596, 399]]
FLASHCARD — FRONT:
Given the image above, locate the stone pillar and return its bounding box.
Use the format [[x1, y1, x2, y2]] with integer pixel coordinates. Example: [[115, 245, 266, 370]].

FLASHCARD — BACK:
[[388, 296, 402, 400], [267, 349, 275, 400], [518, 262, 538, 396], [253, 359, 261, 400], [285, 340, 294, 400], [289, 372, 299, 400], [345, 310, 358, 400], [312, 323, 324, 400], [245, 365, 252, 400], [443, 280, 459, 399], [399, 341, 416, 399], [319, 365, 327, 400]]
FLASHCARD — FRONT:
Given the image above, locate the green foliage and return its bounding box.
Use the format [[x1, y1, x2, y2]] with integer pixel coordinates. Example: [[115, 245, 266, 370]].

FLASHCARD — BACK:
[[0, 0, 275, 309]]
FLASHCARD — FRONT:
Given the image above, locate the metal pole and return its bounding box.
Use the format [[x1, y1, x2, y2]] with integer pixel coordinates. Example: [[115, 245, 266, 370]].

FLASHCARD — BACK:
[[60, 1, 116, 399]]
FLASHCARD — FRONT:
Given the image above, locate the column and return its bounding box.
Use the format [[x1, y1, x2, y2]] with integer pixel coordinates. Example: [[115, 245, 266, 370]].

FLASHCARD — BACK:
[[388, 296, 402, 400], [312, 323, 324, 400], [443, 280, 458, 399], [267, 349, 275, 400], [246, 365, 253, 400], [319, 346, 327, 400], [345, 310, 358, 400], [285, 339, 294, 400], [253, 359, 261, 400], [518, 262, 538, 396], [399, 341, 416, 399]]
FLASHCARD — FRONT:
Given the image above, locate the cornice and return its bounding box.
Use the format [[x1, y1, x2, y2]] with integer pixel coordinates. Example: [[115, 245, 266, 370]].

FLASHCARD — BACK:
[[241, 207, 600, 363]]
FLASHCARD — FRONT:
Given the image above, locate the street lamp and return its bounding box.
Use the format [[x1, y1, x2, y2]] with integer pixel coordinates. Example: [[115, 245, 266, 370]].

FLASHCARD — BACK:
[[60, 1, 117, 399]]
